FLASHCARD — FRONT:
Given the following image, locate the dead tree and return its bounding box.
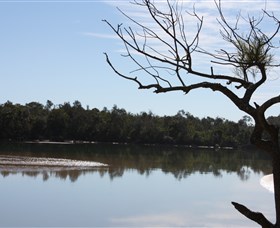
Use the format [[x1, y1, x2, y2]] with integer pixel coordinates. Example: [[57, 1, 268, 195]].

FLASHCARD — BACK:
[[103, 0, 280, 226]]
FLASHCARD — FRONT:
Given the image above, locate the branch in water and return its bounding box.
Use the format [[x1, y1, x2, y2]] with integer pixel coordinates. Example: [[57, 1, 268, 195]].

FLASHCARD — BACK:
[[232, 202, 273, 227]]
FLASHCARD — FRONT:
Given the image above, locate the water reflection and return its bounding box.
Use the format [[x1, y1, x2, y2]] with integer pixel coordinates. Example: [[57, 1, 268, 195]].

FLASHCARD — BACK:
[[0, 143, 272, 182], [0, 168, 106, 182]]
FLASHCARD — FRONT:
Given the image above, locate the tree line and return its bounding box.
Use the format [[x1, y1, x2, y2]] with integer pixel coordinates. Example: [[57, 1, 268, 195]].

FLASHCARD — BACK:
[[0, 100, 278, 147]]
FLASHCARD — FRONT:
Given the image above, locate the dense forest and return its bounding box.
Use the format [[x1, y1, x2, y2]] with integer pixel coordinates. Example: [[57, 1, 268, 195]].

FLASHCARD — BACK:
[[0, 100, 279, 147]]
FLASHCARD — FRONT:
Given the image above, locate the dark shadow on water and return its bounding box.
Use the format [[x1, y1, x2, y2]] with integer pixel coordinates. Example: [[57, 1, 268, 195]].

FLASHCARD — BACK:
[[0, 142, 272, 182]]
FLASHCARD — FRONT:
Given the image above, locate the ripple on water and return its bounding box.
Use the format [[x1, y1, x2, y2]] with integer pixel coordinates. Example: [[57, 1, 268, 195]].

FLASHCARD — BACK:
[[0, 155, 108, 172]]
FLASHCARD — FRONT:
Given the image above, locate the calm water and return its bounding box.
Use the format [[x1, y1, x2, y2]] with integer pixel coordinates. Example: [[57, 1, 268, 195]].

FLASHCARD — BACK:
[[0, 143, 275, 227]]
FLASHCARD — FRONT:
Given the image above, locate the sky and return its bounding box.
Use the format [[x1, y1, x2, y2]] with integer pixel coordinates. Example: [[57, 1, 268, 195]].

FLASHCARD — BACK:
[[0, 0, 279, 122]]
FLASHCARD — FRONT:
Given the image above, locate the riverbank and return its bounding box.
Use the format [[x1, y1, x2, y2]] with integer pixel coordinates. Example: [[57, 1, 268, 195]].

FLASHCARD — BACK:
[[21, 139, 245, 151]]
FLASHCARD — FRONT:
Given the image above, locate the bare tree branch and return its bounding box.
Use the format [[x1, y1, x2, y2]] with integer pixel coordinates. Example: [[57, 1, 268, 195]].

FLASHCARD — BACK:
[[104, 0, 280, 226], [232, 202, 273, 228]]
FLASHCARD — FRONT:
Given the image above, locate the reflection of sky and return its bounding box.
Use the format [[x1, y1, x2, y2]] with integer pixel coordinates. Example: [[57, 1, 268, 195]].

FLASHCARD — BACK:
[[108, 170, 275, 227], [0, 169, 275, 227]]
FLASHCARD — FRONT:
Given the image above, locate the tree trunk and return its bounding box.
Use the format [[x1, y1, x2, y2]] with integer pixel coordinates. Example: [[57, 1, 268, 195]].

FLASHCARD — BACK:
[[232, 143, 280, 227], [273, 149, 280, 227]]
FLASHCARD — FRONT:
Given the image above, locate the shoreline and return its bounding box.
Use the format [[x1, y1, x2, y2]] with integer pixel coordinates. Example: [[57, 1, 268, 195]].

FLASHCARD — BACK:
[[20, 140, 239, 150]]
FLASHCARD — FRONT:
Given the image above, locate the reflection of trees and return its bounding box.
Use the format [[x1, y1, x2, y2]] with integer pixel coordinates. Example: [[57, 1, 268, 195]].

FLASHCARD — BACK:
[[108, 168, 124, 180], [42, 171, 49, 181], [0, 143, 272, 182], [0, 168, 108, 183], [237, 167, 251, 181]]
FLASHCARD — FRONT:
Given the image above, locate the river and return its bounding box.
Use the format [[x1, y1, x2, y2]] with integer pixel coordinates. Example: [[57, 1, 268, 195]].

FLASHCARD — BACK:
[[0, 143, 275, 227]]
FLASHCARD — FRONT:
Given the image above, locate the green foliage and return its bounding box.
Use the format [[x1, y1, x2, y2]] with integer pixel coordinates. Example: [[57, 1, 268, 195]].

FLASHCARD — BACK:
[[0, 101, 261, 147], [234, 35, 273, 80]]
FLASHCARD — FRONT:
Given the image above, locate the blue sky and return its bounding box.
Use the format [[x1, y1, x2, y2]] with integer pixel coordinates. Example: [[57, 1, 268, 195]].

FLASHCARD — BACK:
[[0, 0, 279, 122]]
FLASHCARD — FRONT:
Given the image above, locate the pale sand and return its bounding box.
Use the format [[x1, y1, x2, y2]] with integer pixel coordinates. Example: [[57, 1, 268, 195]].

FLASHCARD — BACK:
[[260, 174, 274, 193]]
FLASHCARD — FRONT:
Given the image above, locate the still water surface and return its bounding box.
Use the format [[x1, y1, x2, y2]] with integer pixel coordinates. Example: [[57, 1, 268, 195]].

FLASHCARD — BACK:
[[0, 143, 275, 227]]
